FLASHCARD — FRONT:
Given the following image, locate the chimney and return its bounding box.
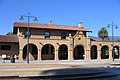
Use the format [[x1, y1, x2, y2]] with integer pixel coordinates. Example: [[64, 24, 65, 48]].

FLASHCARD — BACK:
[[78, 22, 82, 28], [49, 20, 52, 25]]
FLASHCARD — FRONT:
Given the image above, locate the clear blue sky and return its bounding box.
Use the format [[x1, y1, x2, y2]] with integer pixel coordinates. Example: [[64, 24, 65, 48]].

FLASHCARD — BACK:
[[0, 0, 120, 37]]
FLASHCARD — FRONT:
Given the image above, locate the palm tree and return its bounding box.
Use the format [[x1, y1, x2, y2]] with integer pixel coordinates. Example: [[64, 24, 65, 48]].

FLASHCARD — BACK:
[[98, 27, 108, 41], [104, 37, 110, 42]]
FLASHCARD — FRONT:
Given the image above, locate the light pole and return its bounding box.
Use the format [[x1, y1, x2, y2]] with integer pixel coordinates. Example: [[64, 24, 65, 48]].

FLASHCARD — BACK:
[[107, 21, 118, 61], [19, 12, 38, 64]]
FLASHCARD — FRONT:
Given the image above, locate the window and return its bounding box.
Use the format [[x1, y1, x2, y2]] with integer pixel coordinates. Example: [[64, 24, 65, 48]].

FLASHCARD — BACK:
[[24, 30, 31, 38], [1, 45, 11, 50], [44, 31, 50, 39], [61, 32, 66, 39]]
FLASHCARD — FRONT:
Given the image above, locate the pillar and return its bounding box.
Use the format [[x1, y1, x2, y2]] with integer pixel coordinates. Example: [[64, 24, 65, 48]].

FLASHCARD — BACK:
[[17, 27, 20, 36], [119, 47, 120, 59], [85, 50, 91, 60], [38, 49, 41, 61], [84, 50, 87, 60], [54, 49, 59, 61], [109, 50, 113, 60], [19, 49, 23, 60], [97, 50, 101, 60], [68, 33, 74, 60], [85, 37, 91, 60], [68, 50, 73, 60], [88, 50, 91, 60]]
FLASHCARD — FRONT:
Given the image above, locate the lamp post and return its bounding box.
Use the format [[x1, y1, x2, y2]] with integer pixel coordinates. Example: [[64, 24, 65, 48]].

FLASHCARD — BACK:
[[19, 12, 38, 64], [107, 21, 118, 61]]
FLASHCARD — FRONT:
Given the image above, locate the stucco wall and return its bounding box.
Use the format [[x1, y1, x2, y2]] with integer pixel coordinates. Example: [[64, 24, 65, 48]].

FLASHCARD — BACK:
[[0, 43, 19, 59]]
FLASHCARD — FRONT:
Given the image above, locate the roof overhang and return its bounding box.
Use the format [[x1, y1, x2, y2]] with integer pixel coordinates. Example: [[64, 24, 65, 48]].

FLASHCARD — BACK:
[[14, 22, 92, 32]]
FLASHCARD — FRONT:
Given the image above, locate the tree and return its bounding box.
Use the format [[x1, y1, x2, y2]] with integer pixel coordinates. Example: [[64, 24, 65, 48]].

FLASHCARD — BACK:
[[98, 27, 109, 41], [117, 40, 120, 42], [6, 31, 13, 35], [104, 37, 110, 42]]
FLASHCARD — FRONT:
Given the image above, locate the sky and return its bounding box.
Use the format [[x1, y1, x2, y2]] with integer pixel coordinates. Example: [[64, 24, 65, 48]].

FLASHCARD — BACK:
[[0, 0, 120, 37]]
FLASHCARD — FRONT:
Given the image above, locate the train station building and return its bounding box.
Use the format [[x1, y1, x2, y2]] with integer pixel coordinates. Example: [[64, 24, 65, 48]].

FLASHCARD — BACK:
[[0, 21, 120, 61]]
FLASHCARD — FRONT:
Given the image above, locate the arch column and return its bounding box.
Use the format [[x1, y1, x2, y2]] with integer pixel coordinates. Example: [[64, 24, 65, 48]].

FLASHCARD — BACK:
[[68, 34, 74, 60], [109, 50, 112, 60], [97, 50, 101, 60], [85, 37, 91, 60], [88, 50, 91, 60], [85, 50, 91, 60], [68, 50, 73, 60], [54, 49, 59, 61], [119, 47, 120, 59], [17, 27, 20, 36], [19, 49, 23, 60], [38, 49, 41, 61], [84, 50, 87, 60], [68, 43, 73, 60]]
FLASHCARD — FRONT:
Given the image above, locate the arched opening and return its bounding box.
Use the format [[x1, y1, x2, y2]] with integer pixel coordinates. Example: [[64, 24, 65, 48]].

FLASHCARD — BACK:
[[41, 44, 55, 60], [91, 45, 97, 59], [23, 44, 38, 60], [101, 45, 109, 59], [23, 45, 27, 60], [113, 46, 119, 59], [74, 45, 84, 60], [58, 44, 68, 60]]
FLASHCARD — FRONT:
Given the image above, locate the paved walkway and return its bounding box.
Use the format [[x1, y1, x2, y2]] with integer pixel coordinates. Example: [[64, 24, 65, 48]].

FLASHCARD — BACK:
[[0, 59, 120, 79]]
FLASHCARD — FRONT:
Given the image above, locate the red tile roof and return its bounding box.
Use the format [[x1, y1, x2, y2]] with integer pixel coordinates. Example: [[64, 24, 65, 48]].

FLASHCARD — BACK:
[[14, 22, 92, 32], [0, 35, 19, 43]]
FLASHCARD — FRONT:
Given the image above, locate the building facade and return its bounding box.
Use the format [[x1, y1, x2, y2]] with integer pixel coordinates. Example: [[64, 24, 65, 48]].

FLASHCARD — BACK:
[[0, 35, 19, 59], [0, 21, 120, 61]]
